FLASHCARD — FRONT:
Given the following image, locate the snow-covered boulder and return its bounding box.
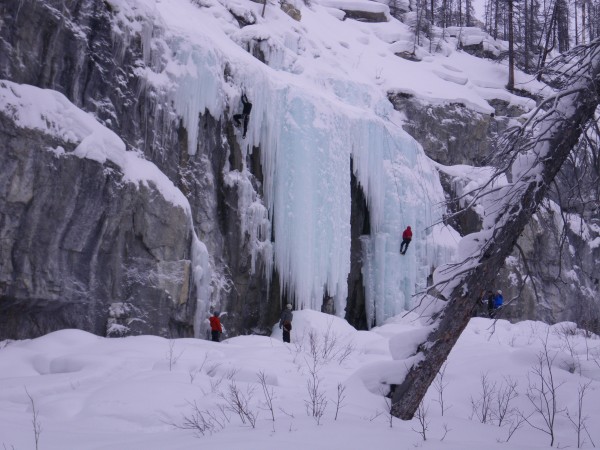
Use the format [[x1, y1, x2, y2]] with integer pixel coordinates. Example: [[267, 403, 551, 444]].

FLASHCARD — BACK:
[[319, 0, 391, 22]]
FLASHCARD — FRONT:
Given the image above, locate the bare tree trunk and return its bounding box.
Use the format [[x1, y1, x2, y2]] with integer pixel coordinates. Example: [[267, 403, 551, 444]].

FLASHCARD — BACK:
[[588, 3, 593, 41], [556, 0, 569, 52], [524, 0, 530, 72], [503, 4, 507, 39], [575, 2, 579, 46], [530, 0, 537, 59], [507, 0, 515, 89], [391, 42, 600, 420], [494, 0, 499, 38], [537, 2, 558, 80], [582, 2, 586, 44], [442, 0, 448, 28], [466, 0, 471, 25]]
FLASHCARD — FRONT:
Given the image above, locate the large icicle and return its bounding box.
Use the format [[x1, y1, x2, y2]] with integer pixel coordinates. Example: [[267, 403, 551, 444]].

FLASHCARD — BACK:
[[191, 231, 213, 339]]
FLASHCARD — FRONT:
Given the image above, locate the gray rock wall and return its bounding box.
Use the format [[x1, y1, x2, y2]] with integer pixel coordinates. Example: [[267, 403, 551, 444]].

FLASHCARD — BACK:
[[0, 112, 194, 340], [502, 206, 600, 330], [0, 0, 180, 178], [388, 92, 498, 165]]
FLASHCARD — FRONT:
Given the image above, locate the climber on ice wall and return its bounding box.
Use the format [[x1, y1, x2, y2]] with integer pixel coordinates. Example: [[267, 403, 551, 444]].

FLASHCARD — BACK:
[[233, 92, 252, 138], [400, 226, 412, 255]]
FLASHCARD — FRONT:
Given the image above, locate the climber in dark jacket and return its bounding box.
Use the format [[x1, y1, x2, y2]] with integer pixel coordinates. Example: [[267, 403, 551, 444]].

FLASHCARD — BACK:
[[400, 226, 412, 255], [279, 304, 293, 343], [233, 92, 252, 138], [485, 290, 495, 318]]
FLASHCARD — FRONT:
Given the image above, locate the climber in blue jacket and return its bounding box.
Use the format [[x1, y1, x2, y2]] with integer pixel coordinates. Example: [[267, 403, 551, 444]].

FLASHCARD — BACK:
[[494, 289, 504, 309]]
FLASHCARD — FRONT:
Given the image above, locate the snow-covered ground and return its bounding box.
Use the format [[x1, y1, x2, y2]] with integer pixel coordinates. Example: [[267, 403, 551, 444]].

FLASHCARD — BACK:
[[2, 311, 599, 449]]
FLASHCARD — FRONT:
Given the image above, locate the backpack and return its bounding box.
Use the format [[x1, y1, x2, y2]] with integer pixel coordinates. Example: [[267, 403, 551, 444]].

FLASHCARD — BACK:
[[283, 320, 292, 331]]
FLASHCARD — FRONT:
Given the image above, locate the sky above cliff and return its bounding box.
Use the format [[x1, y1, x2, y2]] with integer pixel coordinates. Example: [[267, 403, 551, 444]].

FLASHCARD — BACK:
[[2, 311, 600, 449]]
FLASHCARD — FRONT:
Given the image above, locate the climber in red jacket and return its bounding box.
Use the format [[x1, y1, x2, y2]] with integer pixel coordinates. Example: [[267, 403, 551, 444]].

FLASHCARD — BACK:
[[209, 312, 222, 342], [400, 226, 412, 255]]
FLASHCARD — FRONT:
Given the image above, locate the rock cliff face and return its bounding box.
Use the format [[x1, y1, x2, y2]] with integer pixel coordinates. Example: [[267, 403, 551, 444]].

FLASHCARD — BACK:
[[387, 92, 524, 166], [0, 109, 194, 339], [501, 207, 599, 329]]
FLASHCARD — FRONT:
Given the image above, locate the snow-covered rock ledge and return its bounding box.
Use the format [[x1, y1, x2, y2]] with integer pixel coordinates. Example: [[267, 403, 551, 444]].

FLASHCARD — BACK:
[[0, 81, 211, 340]]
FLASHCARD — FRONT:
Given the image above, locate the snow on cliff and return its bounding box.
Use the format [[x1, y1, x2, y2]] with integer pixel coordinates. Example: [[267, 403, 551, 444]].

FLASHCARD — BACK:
[[0, 80, 190, 210]]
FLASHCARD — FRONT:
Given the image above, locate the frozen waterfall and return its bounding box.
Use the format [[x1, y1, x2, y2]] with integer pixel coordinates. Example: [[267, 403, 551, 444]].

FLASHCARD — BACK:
[[123, 0, 457, 326]]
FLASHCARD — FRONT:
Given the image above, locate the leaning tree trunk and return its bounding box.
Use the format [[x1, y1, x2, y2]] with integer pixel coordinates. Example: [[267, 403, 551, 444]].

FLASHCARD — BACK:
[[391, 41, 600, 420]]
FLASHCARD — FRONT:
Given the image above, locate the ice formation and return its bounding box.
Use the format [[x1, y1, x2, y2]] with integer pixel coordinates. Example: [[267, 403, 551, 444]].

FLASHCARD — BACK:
[[112, 0, 459, 326]]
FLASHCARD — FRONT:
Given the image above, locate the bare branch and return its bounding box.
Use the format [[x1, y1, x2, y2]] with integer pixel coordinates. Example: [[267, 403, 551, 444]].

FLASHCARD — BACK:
[[25, 387, 42, 450]]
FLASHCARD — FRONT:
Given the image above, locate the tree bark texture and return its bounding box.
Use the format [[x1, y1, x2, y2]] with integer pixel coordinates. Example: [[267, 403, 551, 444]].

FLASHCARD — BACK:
[[391, 42, 600, 420]]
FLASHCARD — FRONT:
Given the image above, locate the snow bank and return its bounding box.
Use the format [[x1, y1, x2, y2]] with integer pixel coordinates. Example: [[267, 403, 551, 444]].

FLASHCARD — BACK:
[[2, 313, 599, 449]]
